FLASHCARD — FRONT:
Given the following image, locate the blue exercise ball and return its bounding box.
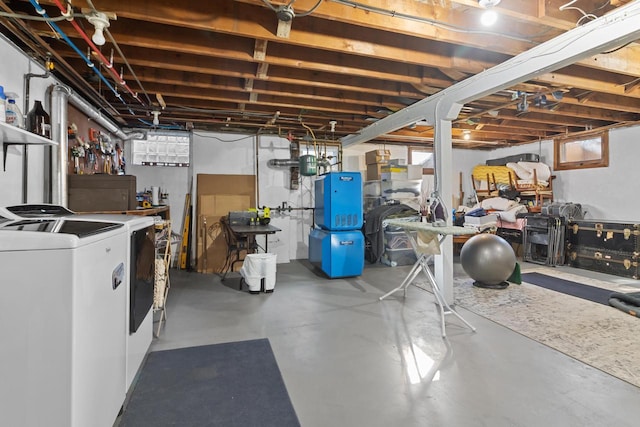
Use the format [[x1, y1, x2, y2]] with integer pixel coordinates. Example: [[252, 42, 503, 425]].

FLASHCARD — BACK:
[[460, 234, 516, 286]]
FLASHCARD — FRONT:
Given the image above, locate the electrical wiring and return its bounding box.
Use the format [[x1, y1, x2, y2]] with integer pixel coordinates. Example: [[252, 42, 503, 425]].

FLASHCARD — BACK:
[[0, 11, 72, 21], [83, 0, 152, 105], [27, 0, 132, 113], [329, 0, 535, 44], [559, 0, 598, 25], [293, 0, 323, 17], [260, 0, 323, 17], [191, 132, 256, 142], [49, 0, 145, 109], [137, 118, 183, 130]]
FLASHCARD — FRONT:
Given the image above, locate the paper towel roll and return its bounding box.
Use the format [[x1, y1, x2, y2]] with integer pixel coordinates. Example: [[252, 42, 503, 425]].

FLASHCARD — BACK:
[[151, 186, 160, 206]]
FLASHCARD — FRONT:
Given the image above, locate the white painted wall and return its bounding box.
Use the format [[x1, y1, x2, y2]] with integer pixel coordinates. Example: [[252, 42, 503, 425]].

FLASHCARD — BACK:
[[452, 126, 640, 221], [0, 35, 57, 205]]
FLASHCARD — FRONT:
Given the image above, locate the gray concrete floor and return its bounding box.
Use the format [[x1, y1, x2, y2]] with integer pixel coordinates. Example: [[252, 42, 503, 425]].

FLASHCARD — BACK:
[[151, 260, 640, 427]]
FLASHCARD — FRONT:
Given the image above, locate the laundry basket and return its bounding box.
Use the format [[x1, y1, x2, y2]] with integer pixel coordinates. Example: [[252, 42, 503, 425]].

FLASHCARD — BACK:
[[240, 253, 277, 294]]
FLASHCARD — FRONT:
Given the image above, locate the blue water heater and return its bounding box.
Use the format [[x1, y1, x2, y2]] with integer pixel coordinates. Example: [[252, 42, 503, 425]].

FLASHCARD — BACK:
[[309, 172, 364, 278]]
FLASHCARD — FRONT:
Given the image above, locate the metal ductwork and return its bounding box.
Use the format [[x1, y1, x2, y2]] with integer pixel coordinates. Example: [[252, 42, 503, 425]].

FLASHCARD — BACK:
[[67, 90, 128, 140], [50, 85, 70, 206], [268, 158, 300, 168], [269, 155, 320, 176]]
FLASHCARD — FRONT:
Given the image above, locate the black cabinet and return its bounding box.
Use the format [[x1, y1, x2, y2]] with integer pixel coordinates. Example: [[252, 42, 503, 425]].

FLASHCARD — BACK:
[[68, 174, 137, 211]]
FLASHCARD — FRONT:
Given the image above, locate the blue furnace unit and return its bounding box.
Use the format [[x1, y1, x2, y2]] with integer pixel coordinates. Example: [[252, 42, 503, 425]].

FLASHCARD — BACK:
[[309, 172, 364, 278], [309, 229, 364, 279], [314, 171, 363, 231]]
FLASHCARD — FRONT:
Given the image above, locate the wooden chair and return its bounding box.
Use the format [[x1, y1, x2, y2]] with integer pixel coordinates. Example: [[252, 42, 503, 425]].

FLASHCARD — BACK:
[[471, 172, 500, 201], [508, 169, 554, 207]]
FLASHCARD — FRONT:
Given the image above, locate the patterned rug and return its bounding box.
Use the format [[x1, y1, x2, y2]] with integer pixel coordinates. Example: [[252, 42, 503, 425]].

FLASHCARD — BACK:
[[453, 266, 640, 388]]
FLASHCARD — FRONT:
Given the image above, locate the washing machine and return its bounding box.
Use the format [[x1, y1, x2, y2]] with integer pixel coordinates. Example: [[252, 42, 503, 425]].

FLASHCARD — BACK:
[[0, 203, 75, 220], [0, 218, 128, 427], [0, 204, 156, 391]]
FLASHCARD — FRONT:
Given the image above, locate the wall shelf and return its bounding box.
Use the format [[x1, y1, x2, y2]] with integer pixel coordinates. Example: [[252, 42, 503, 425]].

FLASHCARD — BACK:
[[1, 121, 57, 171]]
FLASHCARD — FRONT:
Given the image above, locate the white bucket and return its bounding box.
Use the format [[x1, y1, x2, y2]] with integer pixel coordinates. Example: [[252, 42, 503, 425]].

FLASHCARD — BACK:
[[240, 253, 277, 293]]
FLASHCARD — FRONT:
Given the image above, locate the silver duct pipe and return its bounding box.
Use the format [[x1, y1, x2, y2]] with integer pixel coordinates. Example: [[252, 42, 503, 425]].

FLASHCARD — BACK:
[[48, 84, 128, 205], [268, 158, 300, 168], [50, 85, 70, 206], [68, 91, 128, 140]]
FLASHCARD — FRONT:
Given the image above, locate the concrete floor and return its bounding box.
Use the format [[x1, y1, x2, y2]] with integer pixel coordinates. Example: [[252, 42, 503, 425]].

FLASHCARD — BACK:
[[150, 261, 640, 427]]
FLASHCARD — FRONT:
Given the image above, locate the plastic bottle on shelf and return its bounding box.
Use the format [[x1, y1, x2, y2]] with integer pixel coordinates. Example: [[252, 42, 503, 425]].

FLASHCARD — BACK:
[[0, 86, 6, 123], [26, 100, 51, 138], [5, 93, 24, 128]]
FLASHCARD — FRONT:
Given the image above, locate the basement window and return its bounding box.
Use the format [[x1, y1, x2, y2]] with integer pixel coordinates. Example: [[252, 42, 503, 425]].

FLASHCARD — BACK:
[[554, 130, 609, 171], [408, 147, 434, 175]]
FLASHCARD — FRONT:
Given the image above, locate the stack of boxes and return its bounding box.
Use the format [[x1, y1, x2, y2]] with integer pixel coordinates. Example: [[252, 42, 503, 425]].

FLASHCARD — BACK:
[[364, 149, 390, 212], [363, 149, 423, 213], [363, 149, 423, 266]]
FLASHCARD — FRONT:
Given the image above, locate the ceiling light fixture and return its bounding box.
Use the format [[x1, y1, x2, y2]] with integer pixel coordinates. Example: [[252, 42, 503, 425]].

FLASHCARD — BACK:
[[462, 130, 471, 140], [87, 12, 110, 46], [478, 0, 500, 27]]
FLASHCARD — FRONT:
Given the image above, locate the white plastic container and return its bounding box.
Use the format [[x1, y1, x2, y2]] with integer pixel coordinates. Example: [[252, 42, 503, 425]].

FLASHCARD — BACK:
[[0, 86, 6, 123], [5, 94, 24, 128], [240, 253, 277, 293]]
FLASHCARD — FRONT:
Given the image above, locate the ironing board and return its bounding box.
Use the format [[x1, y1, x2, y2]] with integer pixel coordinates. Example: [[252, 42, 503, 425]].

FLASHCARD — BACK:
[[380, 219, 477, 337]]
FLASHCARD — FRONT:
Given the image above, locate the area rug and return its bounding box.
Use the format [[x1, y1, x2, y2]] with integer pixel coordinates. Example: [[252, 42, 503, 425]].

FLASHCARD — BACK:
[[118, 338, 300, 427], [453, 268, 640, 388], [520, 272, 613, 305]]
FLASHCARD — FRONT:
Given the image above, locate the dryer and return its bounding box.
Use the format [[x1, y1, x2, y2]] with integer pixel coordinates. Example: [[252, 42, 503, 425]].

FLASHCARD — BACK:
[[77, 213, 156, 389]]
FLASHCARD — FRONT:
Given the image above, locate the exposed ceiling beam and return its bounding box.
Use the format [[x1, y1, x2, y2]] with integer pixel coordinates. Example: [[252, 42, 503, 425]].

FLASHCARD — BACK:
[[341, 2, 640, 146]]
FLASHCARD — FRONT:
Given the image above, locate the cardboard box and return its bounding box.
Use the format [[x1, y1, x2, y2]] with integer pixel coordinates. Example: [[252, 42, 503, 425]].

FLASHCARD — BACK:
[[195, 174, 255, 273], [366, 163, 384, 181], [388, 158, 407, 166], [365, 149, 391, 165], [380, 164, 423, 181], [197, 194, 251, 217]]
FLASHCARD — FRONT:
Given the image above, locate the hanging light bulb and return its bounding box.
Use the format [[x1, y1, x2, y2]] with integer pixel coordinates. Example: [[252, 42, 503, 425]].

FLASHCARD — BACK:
[[463, 130, 471, 140], [480, 9, 498, 26], [87, 12, 110, 46], [478, 0, 500, 26]]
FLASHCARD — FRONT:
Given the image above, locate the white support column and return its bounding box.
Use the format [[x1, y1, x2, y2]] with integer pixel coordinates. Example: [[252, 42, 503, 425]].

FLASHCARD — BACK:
[[432, 99, 462, 305]]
